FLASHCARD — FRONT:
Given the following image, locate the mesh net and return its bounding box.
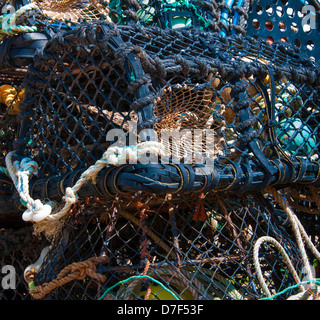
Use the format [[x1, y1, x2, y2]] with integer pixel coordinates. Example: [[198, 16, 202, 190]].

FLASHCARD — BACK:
[[32, 0, 112, 23], [106, 0, 250, 36], [0, 2, 319, 301], [18, 23, 320, 170], [31, 194, 303, 300], [0, 226, 48, 300], [0, 0, 249, 35], [108, 0, 220, 31], [5, 22, 317, 300], [118, 25, 320, 163], [17, 23, 146, 178]]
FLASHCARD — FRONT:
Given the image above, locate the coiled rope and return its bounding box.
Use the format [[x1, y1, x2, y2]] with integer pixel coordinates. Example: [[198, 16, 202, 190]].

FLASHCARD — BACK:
[[0, 85, 25, 115], [253, 236, 305, 297], [254, 187, 320, 300], [0, 3, 37, 38]]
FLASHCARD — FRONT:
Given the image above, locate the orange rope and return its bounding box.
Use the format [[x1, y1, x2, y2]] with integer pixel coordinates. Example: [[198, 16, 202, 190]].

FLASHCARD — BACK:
[[193, 193, 207, 222], [137, 201, 152, 300], [28, 255, 108, 299]]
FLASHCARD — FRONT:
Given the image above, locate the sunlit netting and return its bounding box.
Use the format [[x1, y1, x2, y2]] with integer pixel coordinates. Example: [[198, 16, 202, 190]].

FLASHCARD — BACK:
[[1, 0, 250, 35], [31, 0, 112, 23], [28, 194, 303, 300]]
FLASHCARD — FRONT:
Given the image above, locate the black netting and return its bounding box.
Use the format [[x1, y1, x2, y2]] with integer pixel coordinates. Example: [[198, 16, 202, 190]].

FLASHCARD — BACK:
[[3, 21, 317, 301], [17, 23, 155, 178], [117, 25, 320, 164], [0, 226, 48, 300], [108, 0, 221, 31], [16, 23, 320, 186], [33, 194, 303, 300], [0, 2, 319, 302]]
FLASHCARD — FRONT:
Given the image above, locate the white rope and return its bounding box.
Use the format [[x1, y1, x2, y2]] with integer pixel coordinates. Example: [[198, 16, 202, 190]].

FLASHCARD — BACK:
[[269, 188, 315, 281], [293, 213, 320, 262], [46, 141, 168, 221], [6, 141, 167, 223], [5, 151, 53, 222], [254, 188, 320, 300], [253, 236, 305, 298]]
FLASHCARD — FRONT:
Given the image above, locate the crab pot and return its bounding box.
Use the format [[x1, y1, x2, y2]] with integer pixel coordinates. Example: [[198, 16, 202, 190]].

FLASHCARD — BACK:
[[4, 21, 320, 300]]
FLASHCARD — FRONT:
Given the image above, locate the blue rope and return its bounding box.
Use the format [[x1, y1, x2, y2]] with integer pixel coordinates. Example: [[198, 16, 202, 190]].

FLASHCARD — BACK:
[[231, 0, 243, 34], [220, 0, 235, 37], [98, 275, 180, 300], [259, 278, 320, 300]]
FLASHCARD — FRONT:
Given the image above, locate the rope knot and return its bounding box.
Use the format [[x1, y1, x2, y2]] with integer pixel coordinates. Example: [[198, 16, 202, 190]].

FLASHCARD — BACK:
[[20, 158, 38, 174], [71, 262, 89, 281], [22, 199, 52, 222], [26, 255, 109, 299], [101, 147, 126, 165], [63, 187, 77, 205]]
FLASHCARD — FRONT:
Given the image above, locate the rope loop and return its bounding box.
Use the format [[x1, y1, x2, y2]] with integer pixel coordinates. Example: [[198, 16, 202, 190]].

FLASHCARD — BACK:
[[254, 187, 320, 300], [6, 142, 167, 225], [0, 3, 38, 38]]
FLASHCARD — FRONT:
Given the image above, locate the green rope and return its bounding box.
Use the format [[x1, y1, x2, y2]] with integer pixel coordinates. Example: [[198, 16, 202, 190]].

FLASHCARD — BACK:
[[0, 166, 9, 176], [0, 3, 37, 38], [98, 275, 180, 300], [259, 278, 320, 300]]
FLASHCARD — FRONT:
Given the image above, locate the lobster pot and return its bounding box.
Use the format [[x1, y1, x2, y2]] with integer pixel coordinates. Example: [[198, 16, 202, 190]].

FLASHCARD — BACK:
[[34, 194, 303, 300], [14, 22, 320, 300], [18, 23, 320, 181], [17, 23, 158, 179], [116, 25, 320, 194]]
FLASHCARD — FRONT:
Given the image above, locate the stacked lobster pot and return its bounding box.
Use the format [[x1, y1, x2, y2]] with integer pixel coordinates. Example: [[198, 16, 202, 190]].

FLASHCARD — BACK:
[[0, 0, 319, 300]]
